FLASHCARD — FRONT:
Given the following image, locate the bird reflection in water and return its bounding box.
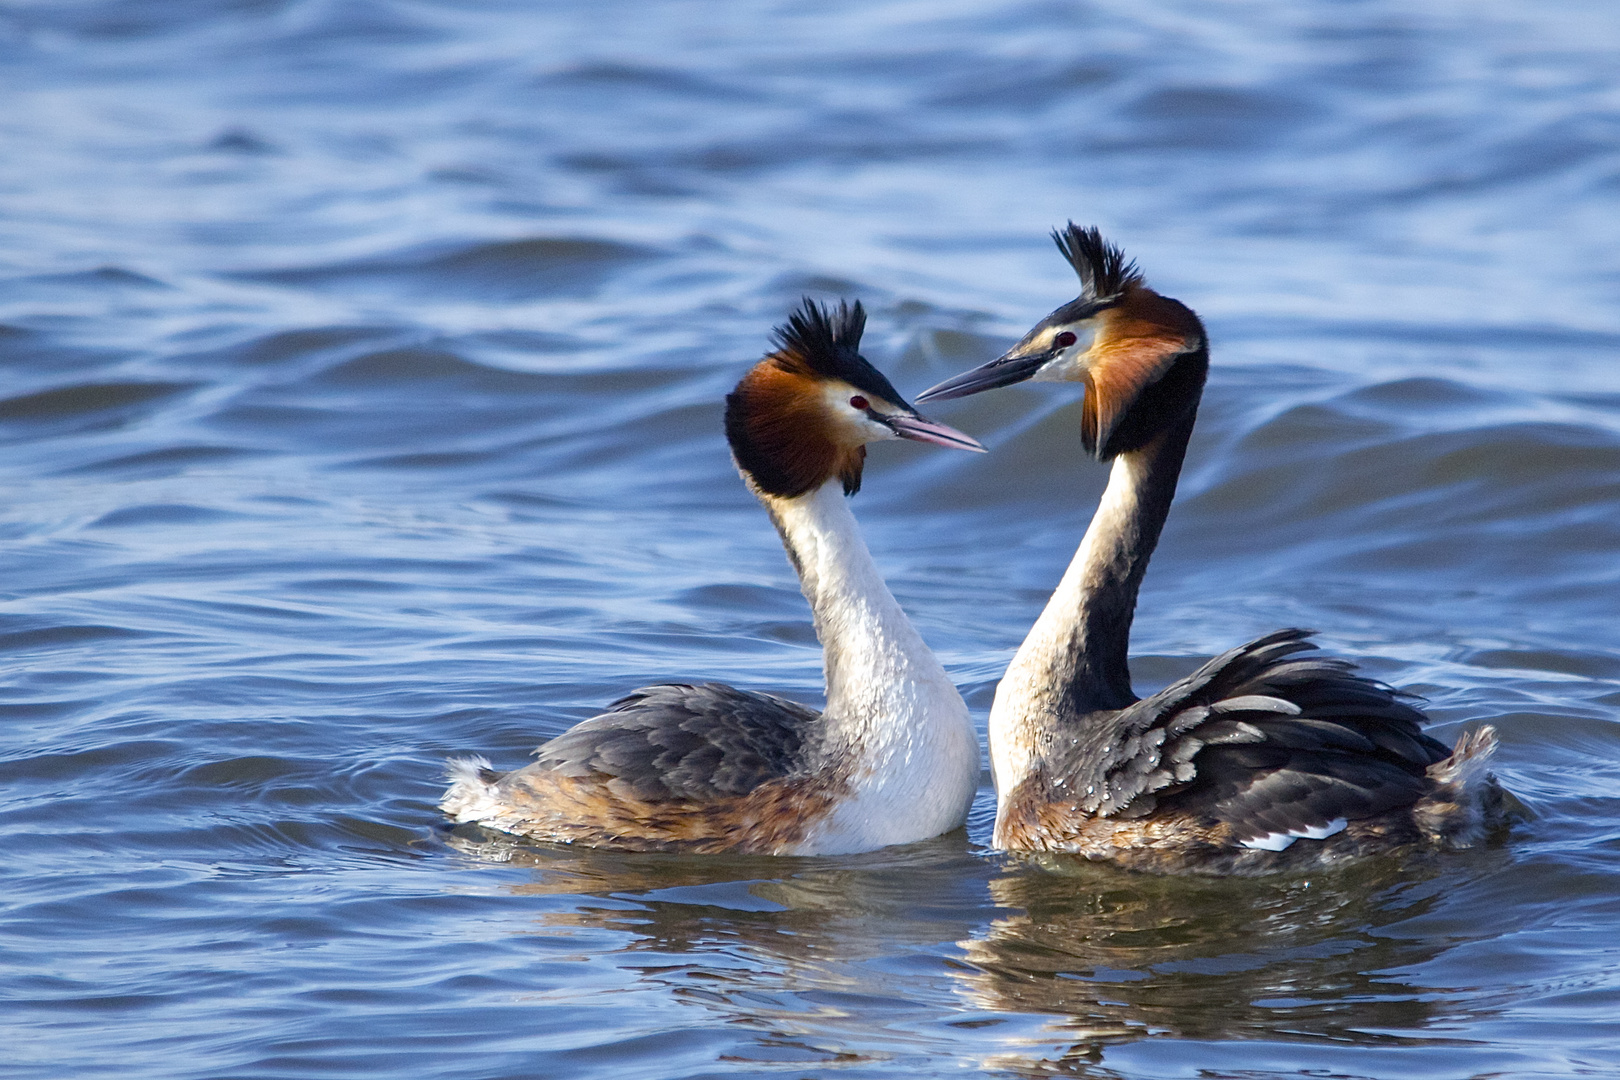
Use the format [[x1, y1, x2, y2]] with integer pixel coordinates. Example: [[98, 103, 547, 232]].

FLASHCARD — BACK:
[[953, 852, 1512, 1076], [442, 825, 990, 1068], [443, 826, 983, 950]]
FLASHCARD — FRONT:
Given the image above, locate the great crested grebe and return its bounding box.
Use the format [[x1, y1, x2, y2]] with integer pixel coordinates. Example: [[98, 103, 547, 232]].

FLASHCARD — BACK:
[[919, 225, 1507, 874], [443, 299, 985, 855]]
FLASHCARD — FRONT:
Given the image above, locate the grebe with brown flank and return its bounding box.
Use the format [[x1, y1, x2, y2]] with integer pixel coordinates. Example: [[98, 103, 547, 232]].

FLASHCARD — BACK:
[[443, 298, 985, 855], [918, 225, 1507, 874]]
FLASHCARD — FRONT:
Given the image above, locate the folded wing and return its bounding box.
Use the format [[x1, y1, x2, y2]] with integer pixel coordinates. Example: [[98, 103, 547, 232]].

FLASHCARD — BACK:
[[1047, 629, 1450, 846], [534, 682, 824, 802]]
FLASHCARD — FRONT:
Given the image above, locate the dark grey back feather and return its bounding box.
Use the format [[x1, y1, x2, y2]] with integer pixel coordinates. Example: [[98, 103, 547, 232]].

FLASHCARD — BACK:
[[533, 682, 824, 802], [1042, 629, 1449, 841]]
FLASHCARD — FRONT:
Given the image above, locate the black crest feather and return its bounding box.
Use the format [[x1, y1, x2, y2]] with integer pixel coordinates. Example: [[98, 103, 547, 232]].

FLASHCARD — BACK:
[[1053, 223, 1143, 302], [771, 298, 906, 405]]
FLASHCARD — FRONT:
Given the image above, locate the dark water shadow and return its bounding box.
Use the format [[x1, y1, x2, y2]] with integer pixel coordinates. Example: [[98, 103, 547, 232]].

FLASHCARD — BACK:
[[441, 825, 991, 965], [952, 851, 1516, 1075]]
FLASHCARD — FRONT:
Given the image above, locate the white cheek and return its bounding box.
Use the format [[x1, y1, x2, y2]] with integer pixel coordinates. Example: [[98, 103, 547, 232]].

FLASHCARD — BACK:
[[832, 411, 894, 445], [859, 415, 897, 442], [1030, 348, 1086, 383], [820, 384, 895, 444]]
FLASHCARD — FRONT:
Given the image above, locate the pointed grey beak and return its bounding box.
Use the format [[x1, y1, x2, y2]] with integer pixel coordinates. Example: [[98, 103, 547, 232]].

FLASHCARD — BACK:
[[915, 346, 1053, 403], [884, 411, 987, 452]]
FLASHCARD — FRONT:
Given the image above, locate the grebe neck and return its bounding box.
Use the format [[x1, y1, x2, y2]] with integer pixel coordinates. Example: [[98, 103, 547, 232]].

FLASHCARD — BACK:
[[988, 407, 1197, 800], [765, 481, 955, 735], [763, 478, 977, 853]]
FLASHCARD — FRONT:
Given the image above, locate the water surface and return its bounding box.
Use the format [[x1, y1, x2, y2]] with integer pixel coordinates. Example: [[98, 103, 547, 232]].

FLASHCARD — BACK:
[[4, 2, 1620, 1077]]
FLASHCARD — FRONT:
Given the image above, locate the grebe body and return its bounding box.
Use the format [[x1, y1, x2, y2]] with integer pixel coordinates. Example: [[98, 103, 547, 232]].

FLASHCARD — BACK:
[[443, 300, 984, 855], [919, 226, 1508, 874]]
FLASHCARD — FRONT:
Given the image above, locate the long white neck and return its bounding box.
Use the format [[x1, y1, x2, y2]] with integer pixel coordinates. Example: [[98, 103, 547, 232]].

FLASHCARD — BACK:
[[987, 418, 1194, 815], [767, 481, 957, 736], [764, 480, 978, 851]]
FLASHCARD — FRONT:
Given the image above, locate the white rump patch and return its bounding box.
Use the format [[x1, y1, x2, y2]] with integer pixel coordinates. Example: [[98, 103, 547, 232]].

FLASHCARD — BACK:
[[445, 755, 493, 785], [1240, 817, 1348, 852], [441, 755, 504, 823], [1428, 726, 1498, 787]]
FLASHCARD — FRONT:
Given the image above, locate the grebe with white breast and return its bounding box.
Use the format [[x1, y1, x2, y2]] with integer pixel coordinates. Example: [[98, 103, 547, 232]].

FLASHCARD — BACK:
[[443, 299, 984, 854], [918, 225, 1507, 874]]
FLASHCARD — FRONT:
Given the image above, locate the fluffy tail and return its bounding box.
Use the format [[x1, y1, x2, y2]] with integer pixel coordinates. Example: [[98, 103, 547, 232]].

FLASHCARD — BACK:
[[1414, 726, 1502, 847], [440, 755, 503, 822]]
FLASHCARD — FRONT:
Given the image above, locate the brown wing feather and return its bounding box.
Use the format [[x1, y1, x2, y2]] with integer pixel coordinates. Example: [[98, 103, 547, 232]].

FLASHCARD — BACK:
[[533, 682, 825, 801], [484, 768, 843, 854]]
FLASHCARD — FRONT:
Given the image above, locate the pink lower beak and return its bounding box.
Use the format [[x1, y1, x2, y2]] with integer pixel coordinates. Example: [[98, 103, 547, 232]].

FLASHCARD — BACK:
[[886, 412, 987, 453]]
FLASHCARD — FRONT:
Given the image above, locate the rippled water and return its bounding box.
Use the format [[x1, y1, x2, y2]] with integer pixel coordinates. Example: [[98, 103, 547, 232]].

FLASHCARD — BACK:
[[4, 2, 1620, 1077]]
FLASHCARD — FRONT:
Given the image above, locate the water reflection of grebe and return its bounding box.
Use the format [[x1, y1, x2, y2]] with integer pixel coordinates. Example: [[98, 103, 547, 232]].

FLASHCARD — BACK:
[[443, 299, 983, 854], [443, 828, 986, 965], [920, 227, 1510, 873], [955, 856, 1503, 1073]]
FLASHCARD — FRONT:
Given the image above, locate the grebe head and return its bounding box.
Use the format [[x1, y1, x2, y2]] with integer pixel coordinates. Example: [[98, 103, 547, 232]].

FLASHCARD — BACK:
[[726, 298, 985, 499], [917, 224, 1208, 460]]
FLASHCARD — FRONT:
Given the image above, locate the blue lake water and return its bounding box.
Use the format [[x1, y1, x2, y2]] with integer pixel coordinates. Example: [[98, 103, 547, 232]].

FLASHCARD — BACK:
[[3, 1, 1620, 1077]]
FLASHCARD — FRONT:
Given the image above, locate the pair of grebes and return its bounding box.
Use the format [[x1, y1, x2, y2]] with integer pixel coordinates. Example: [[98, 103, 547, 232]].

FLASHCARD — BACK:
[[443, 225, 1507, 874]]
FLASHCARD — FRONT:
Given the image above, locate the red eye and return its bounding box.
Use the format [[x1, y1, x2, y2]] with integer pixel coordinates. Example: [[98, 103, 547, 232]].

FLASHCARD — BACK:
[[1054, 331, 1078, 348], [849, 395, 869, 410]]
